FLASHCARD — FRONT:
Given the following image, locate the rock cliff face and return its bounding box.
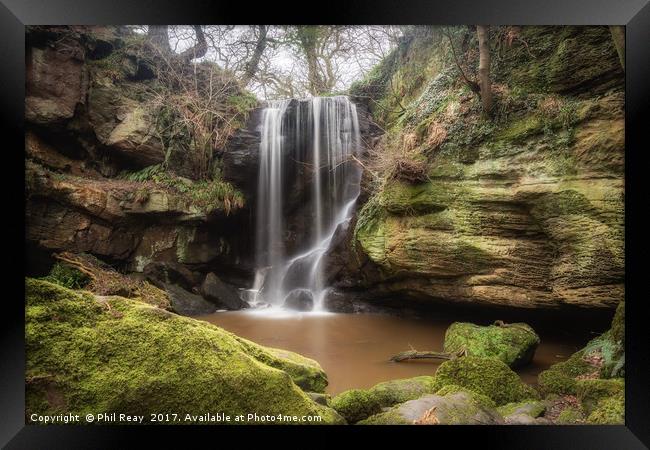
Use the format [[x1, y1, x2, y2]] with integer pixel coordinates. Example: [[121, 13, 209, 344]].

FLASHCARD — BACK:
[[25, 26, 257, 282], [343, 26, 624, 310]]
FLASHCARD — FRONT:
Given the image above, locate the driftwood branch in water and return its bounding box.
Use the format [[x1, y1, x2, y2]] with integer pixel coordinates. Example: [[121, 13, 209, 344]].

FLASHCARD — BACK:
[[390, 347, 467, 363]]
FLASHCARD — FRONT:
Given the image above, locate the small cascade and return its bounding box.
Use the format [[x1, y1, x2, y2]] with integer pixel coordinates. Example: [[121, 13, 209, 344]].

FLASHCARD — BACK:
[[249, 96, 362, 311]]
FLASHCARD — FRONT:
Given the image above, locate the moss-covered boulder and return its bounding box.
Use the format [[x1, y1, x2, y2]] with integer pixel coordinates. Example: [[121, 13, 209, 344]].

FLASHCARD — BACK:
[[586, 395, 624, 424], [556, 406, 586, 424], [433, 356, 539, 405], [358, 391, 504, 425], [26, 278, 343, 424], [330, 376, 437, 423], [538, 312, 625, 397], [497, 399, 546, 419], [537, 351, 595, 396], [444, 322, 540, 368], [576, 378, 624, 415]]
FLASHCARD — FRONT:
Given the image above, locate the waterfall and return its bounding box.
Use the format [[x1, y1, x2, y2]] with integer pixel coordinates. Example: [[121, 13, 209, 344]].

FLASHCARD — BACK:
[[249, 96, 362, 311]]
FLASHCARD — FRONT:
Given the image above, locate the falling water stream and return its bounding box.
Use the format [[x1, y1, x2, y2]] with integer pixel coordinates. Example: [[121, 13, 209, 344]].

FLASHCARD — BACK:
[[247, 96, 362, 311]]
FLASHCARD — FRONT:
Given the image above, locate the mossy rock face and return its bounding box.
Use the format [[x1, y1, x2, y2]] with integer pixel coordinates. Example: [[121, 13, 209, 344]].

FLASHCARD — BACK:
[[586, 395, 624, 424], [433, 356, 539, 406], [444, 322, 540, 368], [349, 26, 623, 312], [358, 391, 505, 425], [576, 378, 624, 415], [330, 375, 437, 423], [26, 278, 343, 424]]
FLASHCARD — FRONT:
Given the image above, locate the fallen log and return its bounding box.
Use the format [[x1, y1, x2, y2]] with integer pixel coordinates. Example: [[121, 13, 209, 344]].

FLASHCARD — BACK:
[[390, 347, 467, 363]]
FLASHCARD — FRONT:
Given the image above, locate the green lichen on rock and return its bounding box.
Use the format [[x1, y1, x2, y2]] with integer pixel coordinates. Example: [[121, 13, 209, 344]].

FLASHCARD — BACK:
[[576, 378, 624, 415], [444, 322, 540, 368], [330, 375, 437, 423], [433, 356, 538, 406], [26, 278, 343, 424], [586, 395, 624, 425]]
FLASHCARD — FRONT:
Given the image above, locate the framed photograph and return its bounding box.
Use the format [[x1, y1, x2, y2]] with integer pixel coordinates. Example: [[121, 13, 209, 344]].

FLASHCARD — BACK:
[[3, 0, 648, 446]]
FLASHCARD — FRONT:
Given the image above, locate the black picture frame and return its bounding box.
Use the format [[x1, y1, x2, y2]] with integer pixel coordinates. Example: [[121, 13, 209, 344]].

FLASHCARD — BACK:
[[3, 0, 648, 447]]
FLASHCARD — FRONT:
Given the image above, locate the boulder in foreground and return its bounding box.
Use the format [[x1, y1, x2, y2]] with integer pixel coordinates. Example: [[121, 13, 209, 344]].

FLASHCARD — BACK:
[[26, 278, 342, 424], [444, 321, 540, 368], [359, 390, 504, 425]]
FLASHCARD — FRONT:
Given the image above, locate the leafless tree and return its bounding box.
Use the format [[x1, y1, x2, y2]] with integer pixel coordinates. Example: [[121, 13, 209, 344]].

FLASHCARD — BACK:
[[476, 25, 493, 116]]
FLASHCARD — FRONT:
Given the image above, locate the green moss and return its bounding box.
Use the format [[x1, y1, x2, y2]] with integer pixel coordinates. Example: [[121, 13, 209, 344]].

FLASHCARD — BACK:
[[494, 114, 544, 145], [330, 375, 437, 423], [610, 301, 625, 345], [497, 400, 546, 418], [435, 384, 496, 409], [42, 263, 90, 290], [232, 343, 328, 394], [329, 389, 383, 424], [120, 164, 245, 215], [433, 356, 539, 405], [576, 378, 624, 415], [358, 390, 501, 425], [444, 322, 540, 368], [556, 406, 585, 424], [26, 278, 343, 424], [586, 395, 624, 424], [537, 351, 594, 396], [357, 408, 411, 425]]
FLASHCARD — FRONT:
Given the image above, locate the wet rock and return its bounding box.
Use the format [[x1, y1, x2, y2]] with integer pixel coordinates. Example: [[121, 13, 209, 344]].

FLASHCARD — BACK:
[[164, 283, 217, 316], [200, 272, 248, 310], [283, 289, 314, 311], [444, 322, 540, 368], [222, 107, 263, 198], [144, 262, 201, 292], [322, 289, 355, 313]]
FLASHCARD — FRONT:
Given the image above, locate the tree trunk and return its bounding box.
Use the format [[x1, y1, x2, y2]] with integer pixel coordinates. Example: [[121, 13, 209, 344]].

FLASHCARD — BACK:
[[296, 27, 328, 96], [242, 25, 268, 85], [178, 26, 207, 61], [609, 26, 625, 71], [476, 25, 493, 117], [148, 25, 171, 53]]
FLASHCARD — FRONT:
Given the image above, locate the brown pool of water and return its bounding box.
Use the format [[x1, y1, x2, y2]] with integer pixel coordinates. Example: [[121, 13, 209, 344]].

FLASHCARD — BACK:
[[195, 311, 591, 395]]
